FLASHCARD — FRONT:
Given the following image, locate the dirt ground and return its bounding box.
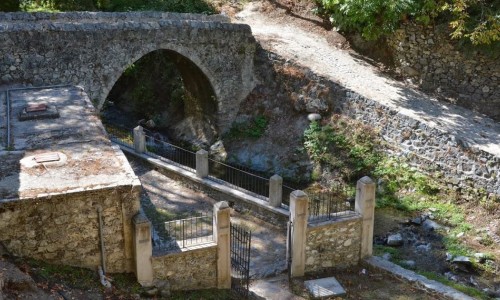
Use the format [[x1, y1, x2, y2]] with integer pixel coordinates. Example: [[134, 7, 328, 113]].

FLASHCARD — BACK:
[[289, 264, 449, 300]]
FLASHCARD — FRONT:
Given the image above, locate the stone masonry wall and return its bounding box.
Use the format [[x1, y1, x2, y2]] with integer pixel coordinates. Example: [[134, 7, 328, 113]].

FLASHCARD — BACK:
[[388, 23, 500, 121], [0, 12, 256, 133], [333, 91, 500, 195], [152, 245, 217, 291], [0, 184, 141, 273], [305, 215, 362, 273]]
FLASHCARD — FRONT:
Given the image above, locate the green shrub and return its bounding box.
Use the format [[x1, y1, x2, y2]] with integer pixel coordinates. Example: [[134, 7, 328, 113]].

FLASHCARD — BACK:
[[226, 115, 268, 139], [315, 0, 499, 45]]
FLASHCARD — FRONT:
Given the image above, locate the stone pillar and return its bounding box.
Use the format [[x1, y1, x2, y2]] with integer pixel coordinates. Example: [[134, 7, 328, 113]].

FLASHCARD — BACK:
[[196, 149, 209, 178], [213, 201, 231, 289], [289, 190, 309, 277], [133, 126, 145, 154], [269, 174, 283, 208], [133, 212, 153, 286], [355, 176, 376, 259]]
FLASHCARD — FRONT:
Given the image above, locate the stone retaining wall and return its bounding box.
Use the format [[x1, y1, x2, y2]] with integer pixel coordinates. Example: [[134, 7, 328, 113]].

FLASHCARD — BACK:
[[152, 245, 217, 291], [333, 91, 500, 195], [0, 184, 141, 273], [270, 51, 500, 195], [305, 215, 362, 273], [388, 23, 500, 121]]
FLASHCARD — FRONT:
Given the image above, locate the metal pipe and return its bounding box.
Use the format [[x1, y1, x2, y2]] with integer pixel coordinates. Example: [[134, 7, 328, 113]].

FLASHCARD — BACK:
[[96, 205, 107, 274], [5, 91, 10, 149]]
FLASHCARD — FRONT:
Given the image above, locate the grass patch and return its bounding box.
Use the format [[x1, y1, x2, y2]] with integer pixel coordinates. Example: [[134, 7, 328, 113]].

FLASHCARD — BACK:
[[417, 271, 490, 300], [103, 123, 134, 144], [225, 115, 268, 139], [373, 245, 402, 260], [23, 259, 99, 290]]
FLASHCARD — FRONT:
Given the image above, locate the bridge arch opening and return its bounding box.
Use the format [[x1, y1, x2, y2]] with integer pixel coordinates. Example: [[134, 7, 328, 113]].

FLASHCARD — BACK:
[[103, 49, 218, 147]]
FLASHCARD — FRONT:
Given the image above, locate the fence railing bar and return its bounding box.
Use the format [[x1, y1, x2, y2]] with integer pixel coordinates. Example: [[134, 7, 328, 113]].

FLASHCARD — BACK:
[[208, 158, 269, 181]]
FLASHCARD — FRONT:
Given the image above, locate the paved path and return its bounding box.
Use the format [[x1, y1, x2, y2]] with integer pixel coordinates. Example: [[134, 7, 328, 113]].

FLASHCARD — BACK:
[[235, 2, 500, 157]]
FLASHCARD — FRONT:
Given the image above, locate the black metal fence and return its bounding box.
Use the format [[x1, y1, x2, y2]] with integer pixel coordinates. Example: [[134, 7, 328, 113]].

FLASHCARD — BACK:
[[230, 223, 252, 299], [308, 184, 356, 222], [145, 134, 196, 171], [282, 184, 296, 206], [208, 159, 270, 201], [152, 212, 214, 253]]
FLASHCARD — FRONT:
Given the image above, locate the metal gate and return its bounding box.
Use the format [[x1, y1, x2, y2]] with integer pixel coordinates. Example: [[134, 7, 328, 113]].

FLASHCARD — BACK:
[[230, 223, 251, 298]]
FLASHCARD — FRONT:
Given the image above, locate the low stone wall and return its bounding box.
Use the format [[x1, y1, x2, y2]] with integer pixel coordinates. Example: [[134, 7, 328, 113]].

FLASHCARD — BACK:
[[305, 215, 362, 273], [152, 245, 217, 291], [388, 23, 500, 121], [0, 184, 141, 273]]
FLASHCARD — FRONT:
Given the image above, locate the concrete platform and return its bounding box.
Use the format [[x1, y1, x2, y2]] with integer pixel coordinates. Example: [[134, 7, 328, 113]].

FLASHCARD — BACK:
[[304, 277, 346, 299]]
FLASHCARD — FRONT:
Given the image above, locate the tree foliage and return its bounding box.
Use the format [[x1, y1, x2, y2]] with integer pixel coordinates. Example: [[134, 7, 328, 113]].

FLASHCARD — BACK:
[[19, 0, 215, 13], [316, 0, 499, 45]]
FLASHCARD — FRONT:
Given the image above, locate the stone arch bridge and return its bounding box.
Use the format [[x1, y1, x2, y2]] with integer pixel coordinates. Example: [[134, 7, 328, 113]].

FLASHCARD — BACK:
[[0, 12, 256, 132]]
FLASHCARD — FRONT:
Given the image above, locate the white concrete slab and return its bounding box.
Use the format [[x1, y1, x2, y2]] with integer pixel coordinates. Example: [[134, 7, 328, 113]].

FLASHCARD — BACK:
[[304, 277, 346, 299]]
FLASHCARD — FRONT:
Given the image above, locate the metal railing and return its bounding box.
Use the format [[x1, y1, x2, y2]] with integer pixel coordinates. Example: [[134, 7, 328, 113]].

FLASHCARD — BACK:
[[144, 134, 196, 171], [152, 212, 214, 253], [208, 158, 270, 201], [308, 184, 356, 222], [282, 184, 296, 206]]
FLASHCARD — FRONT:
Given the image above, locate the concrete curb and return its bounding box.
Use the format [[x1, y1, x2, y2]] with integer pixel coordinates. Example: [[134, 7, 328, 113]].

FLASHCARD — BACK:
[[365, 256, 475, 300]]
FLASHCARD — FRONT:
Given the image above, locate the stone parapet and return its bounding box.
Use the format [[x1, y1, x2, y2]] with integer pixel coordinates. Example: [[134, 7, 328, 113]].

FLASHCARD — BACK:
[[151, 245, 218, 291]]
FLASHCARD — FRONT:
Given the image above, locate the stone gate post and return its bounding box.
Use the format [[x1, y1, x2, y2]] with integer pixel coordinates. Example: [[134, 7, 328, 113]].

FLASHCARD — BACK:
[[196, 149, 209, 178], [355, 176, 376, 258], [289, 190, 309, 277], [133, 126, 145, 153], [213, 201, 231, 289], [133, 212, 153, 286], [269, 174, 283, 208]]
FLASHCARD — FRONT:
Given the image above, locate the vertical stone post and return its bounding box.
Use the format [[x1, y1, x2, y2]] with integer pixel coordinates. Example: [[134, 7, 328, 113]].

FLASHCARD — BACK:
[[269, 174, 283, 208], [133, 212, 153, 286], [289, 190, 309, 277], [133, 125, 145, 154], [355, 176, 376, 259], [213, 201, 231, 289], [196, 149, 209, 178]]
